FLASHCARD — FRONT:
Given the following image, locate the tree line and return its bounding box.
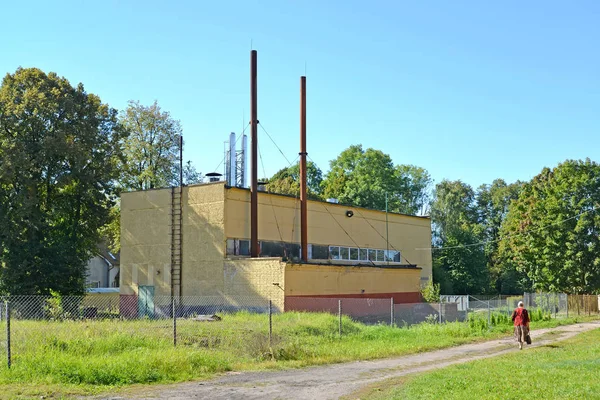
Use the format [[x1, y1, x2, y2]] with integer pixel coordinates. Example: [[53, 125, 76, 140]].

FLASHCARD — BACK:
[[0, 68, 201, 295], [1, 67, 599, 296], [266, 148, 600, 296]]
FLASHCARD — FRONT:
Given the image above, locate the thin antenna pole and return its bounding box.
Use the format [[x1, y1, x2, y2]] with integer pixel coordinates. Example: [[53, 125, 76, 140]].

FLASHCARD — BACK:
[[179, 136, 183, 186]]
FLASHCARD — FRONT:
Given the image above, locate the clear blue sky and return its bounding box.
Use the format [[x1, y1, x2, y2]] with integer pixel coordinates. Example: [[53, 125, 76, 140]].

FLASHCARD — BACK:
[[2, 1, 599, 189]]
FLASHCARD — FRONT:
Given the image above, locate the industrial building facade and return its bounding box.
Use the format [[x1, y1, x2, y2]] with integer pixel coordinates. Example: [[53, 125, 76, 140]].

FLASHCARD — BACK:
[[119, 181, 432, 314]]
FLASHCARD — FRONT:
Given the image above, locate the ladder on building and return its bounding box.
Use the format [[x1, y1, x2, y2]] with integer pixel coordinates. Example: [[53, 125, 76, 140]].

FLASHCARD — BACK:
[[171, 186, 183, 299]]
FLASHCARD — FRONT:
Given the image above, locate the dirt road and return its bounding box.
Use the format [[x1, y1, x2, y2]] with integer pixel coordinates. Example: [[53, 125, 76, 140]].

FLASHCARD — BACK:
[[97, 321, 600, 400]]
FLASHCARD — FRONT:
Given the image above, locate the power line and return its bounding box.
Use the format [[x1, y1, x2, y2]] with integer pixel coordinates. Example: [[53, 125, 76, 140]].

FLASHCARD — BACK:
[[321, 205, 377, 267], [257, 142, 267, 181], [258, 122, 293, 166], [352, 208, 416, 266], [417, 204, 600, 252]]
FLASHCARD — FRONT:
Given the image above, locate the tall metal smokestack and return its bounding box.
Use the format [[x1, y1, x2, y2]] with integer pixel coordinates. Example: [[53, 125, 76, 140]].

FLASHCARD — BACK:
[[250, 50, 259, 257], [229, 132, 236, 186], [300, 76, 308, 262]]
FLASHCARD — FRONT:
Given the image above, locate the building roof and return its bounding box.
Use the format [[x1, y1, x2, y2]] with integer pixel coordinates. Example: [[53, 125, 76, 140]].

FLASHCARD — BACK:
[[225, 184, 431, 221], [121, 181, 431, 221]]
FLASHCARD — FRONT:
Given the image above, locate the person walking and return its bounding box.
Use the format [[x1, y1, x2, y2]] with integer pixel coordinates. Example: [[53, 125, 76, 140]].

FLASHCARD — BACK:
[[511, 301, 530, 350]]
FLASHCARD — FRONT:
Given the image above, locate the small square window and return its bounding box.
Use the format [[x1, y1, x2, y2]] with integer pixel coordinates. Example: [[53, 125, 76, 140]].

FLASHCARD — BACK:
[[377, 250, 385, 262], [359, 248, 368, 261], [330, 246, 340, 260], [368, 249, 377, 261], [394, 251, 401, 263], [384, 250, 398, 262], [312, 245, 329, 260], [339, 247, 350, 260], [239, 240, 250, 256], [350, 248, 359, 261], [226, 239, 235, 255]]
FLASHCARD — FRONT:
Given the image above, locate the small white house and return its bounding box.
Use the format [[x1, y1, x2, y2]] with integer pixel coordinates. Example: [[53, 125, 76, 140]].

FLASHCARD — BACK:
[[85, 244, 119, 288]]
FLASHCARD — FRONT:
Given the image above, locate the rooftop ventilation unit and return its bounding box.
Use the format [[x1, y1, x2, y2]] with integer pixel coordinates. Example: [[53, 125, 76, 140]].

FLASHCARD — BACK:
[[205, 172, 223, 183]]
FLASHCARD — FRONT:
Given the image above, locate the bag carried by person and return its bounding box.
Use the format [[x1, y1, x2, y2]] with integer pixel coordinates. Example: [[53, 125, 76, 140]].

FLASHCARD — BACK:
[[526, 332, 532, 345]]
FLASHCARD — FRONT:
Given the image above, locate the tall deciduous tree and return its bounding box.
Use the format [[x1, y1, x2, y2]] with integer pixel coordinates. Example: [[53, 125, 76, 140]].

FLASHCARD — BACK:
[[476, 179, 524, 293], [499, 159, 600, 294], [267, 161, 323, 199], [120, 100, 180, 190], [0, 68, 125, 295], [321, 145, 432, 215], [394, 164, 432, 215], [430, 180, 488, 294], [119, 100, 201, 190], [106, 101, 202, 253]]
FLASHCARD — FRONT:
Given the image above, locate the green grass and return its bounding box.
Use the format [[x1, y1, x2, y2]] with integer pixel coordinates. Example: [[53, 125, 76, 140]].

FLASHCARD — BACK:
[[0, 312, 596, 399], [365, 327, 600, 400]]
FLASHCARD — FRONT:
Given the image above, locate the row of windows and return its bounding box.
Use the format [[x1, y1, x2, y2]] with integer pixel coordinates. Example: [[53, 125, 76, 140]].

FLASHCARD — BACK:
[[328, 246, 401, 262], [226, 239, 401, 263]]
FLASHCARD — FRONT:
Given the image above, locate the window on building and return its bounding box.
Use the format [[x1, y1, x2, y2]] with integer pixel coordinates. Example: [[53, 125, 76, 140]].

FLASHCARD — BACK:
[[359, 248, 368, 261], [226, 239, 251, 256], [339, 247, 350, 260], [377, 250, 385, 262], [329, 246, 340, 260], [283, 242, 301, 260], [368, 249, 377, 261], [383, 250, 400, 262], [260, 241, 285, 257], [312, 245, 329, 260], [350, 248, 359, 261], [239, 240, 250, 256]]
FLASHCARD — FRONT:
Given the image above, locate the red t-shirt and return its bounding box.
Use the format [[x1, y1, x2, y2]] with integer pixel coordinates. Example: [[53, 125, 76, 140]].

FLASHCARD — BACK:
[[512, 307, 530, 326]]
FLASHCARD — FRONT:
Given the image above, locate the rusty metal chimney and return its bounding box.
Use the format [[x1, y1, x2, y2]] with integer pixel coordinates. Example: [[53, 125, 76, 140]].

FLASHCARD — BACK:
[[300, 76, 308, 262], [250, 50, 259, 257]]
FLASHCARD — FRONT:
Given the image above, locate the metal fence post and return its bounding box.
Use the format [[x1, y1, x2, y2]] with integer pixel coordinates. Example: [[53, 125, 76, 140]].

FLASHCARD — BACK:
[[439, 301, 442, 324], [338, 299, 342, 338], [268, 300, 273, 348], [566, 295, 569, 318], [390, 297, 394, 327], [487, 301, 491, 327], [5, 300, 10, 369], [172, 297, 177, 347]]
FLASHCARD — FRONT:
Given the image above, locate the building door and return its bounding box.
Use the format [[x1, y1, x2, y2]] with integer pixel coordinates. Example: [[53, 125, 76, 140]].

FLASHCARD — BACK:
[[138, 285, 155, 318]]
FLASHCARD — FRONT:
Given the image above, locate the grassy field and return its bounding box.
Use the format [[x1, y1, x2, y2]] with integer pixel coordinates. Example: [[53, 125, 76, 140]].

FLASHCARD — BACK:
[[364, 326, 600, 400], [0, 311, 596, 399]]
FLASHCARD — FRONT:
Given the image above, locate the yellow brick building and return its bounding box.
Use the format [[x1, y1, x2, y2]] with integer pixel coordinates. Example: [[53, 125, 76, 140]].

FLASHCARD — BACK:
[[120, 182, 432, 315]]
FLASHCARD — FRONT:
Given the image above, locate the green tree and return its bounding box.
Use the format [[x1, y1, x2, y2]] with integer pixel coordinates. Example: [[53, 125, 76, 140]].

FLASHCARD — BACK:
[[322, 145, 394, 210], [267, 161, 323, 199], [476, 179, 524, 293], [0, 68, 126, 295], [105, 101, 202, 253], [181, 160, 203, 185], [394, 164, 432, 215], [321, 145, 431, 215], [499, 159, 600, 294], [430, 180, 488, 294], [119, 100, 200, 190]]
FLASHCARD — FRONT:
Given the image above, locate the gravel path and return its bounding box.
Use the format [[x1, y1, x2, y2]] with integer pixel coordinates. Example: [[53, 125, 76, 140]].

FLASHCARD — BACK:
[[95, 321, 600, 400]]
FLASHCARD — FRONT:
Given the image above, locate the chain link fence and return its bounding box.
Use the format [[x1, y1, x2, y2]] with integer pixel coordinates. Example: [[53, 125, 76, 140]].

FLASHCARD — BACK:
[[0, 292, 598, 368]]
